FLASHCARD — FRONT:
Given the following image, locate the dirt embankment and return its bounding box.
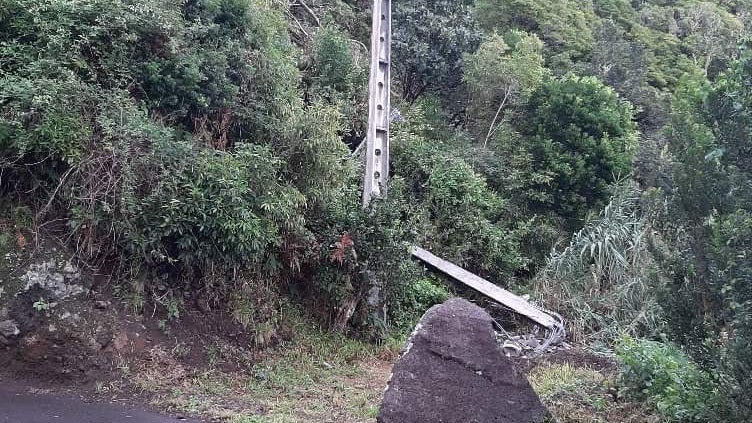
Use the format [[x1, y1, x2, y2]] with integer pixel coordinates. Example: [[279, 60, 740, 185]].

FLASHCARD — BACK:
[[0, 238, 253, 401]]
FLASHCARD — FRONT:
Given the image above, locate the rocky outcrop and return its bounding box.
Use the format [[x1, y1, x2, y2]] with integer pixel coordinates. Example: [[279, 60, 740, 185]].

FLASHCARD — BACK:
[[22, 259, 86, 299], [378, 298, 548, 423]]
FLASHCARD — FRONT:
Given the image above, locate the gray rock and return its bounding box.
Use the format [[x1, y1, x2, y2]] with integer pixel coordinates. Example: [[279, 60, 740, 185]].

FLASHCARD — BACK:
[[22, 260, 87, 299], [378, 298, 548, 423], [523, 336, 541, 350], [94, 300, 110, 310], [62, 260, 77, 274], [0, 319, 20, 338]]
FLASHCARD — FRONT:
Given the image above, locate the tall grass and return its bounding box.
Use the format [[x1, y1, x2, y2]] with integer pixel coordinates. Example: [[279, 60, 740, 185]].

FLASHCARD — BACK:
[[534, 182, 665, 344]]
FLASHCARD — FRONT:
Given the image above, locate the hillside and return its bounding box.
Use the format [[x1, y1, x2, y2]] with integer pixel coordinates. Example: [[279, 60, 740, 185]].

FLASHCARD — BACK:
[[1, 0, 751, 421]]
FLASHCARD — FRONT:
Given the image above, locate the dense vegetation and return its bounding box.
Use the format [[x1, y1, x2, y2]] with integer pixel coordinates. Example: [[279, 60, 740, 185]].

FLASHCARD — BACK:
[[0, 0, 750, 420]]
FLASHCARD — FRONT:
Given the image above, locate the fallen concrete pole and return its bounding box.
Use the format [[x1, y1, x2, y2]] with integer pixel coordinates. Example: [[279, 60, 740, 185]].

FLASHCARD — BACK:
[[412, 247, 559, 329]]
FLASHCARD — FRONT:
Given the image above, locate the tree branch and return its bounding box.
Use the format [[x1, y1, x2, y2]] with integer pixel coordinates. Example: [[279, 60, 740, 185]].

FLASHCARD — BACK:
[[483, 86, 512, 149], [294, 0, 320, 27]]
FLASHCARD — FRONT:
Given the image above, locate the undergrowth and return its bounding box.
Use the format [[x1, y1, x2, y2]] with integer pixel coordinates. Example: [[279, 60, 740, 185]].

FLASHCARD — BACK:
[[534, 182, 666, 344], [126, 304, 396, 423], [616, 337, 727, 423], [530, 362, 659, 423]]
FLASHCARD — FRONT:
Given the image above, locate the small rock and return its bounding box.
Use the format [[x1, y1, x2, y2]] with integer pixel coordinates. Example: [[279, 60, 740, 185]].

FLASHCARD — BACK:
[[62, 261, 77, 274], [0, 320, 20, 338], [94, 300, 110, 310], [22, 260, 87, 299], [524, 337, 541, 349], [113, 332, 129, 351]]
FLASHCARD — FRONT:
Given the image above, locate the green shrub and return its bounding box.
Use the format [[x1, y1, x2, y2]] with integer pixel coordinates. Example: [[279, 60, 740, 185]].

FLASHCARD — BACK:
[[616, 337, 723, 422], [0, 0, 309, 266], [308, 26, 367, 138], [392, 0, 483, 101], [122, 142, 305, 270], [708, 209, 752, 416], [475, 0, 599, 59], [0, 75, 95, 166], [277, 101, 352, 206], [659, 46, 752, 420], [390, 277, 451, 332], [311, 26, 360, 97], [391, 112, 527, 281], [58, 93, 307, 290], [517, 74, 638, 224], [535, 183, 665, 343], [303, 178, 429, 337], [0, 0, 300, 141], [463, 30, 547, 142]]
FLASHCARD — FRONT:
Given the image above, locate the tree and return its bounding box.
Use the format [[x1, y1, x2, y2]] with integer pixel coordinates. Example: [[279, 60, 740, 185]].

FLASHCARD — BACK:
[[392, 0, 482, 102], [589, 20, 668, 129], [516, 74, 638, 223], [474, 0, 599, 61], [678, 2, 743, 76], [463, 30, 548, 146], [661, 41, 752, 420]]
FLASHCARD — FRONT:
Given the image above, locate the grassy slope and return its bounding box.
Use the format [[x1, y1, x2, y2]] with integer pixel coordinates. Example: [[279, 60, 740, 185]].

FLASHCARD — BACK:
[[119, 311, 397, 423]]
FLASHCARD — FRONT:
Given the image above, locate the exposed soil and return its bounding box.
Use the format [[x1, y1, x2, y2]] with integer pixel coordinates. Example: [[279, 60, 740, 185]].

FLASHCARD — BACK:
[[0, 293, 257, 390], [0, 234, 265, 419]]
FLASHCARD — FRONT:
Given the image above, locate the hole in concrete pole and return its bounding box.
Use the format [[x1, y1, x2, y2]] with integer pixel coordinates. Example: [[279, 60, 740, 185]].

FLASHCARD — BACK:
[[374, 171, 381, 179], [375, 149, 382, 156]]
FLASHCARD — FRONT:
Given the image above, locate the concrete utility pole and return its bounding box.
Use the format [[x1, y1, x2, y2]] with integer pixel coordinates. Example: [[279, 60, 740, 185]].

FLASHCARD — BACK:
[[362, 0, 392, 208]]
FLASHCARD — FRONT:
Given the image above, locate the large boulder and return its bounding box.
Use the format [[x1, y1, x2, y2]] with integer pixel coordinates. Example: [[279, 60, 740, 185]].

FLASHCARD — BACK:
[[378, 298, 548, 423]]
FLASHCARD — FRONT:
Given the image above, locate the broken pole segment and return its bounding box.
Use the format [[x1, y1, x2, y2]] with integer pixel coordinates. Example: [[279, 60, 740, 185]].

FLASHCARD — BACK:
[[411, 247, 559, 329]]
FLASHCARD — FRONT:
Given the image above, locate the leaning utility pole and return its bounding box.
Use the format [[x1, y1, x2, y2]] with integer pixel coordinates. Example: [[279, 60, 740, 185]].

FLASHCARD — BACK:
[[362, 0, 392, 208]]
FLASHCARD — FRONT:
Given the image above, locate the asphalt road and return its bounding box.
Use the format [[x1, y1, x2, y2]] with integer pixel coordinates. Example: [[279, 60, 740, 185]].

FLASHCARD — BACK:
[[0, 386, 202, 423]]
